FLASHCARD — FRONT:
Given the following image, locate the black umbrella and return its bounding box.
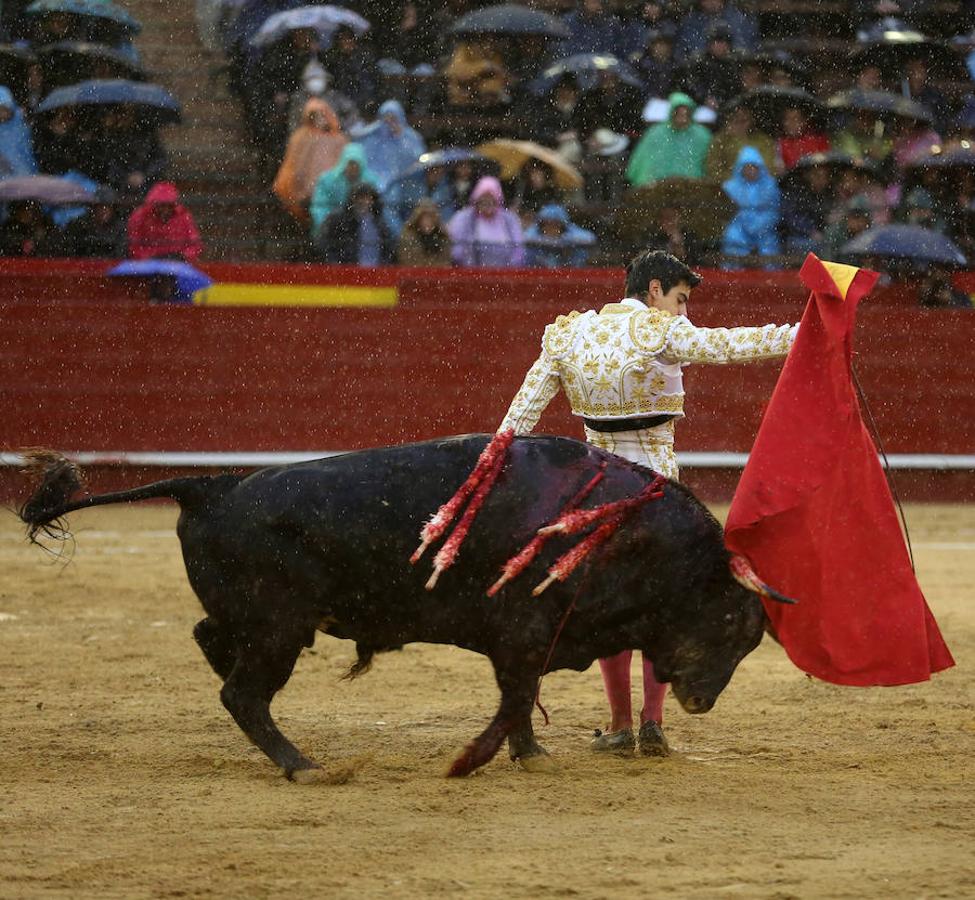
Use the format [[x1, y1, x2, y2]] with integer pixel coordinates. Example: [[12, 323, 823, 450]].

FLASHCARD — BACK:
[[38, 41, 147, 89], [779, 151, 881, 191], [393, 148, 499, 181], [827, 89, 934, 126], [842, 224, 967, 267], [449, 4, 569, 40], [727, 86, 827, 135], [851, 20, 967, 80], [528, 53, 644, 94], [906, 147, 975, 174]]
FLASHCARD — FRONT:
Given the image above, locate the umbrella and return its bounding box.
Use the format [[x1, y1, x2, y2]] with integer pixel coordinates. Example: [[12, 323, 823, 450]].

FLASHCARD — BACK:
[[476, 139, 583, 189], [449, 4, 569, 40], [393, 148, 499, 182], [727, 86, 827, 135], [0, 174, 99, 204], [613, 178, 735, 243], [842, 224, 967, 267], [779, 151, 880, 190], [827, 89, 934, 126], [249, 5, 370, 48], [852, 20, 967, 80], [36, 78, 181, 124], [906, 146, 975, 174], [108, 260, 214, 303], [528, 53, 644, 95], [37, 41, 147, 88], [25, 0, 142, 39]]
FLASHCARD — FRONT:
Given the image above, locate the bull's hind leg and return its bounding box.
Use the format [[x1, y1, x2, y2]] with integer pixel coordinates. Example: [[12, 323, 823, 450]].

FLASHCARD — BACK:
[[193, 618, 236, 681], [448, 661, 543, 777], [219, 627, 319, 780]]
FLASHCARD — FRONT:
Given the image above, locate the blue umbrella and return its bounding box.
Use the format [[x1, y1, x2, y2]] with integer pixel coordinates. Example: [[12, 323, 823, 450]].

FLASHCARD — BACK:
[[842, 224, 967, 267], [449, 4, 569, 39], [36, 78, 181, 123], [249, 5, 370, 48], [393, 148, 498, 182], [25, 0, 142, 38], [528, 53, 644, 94], [108, 260, 214, 303]]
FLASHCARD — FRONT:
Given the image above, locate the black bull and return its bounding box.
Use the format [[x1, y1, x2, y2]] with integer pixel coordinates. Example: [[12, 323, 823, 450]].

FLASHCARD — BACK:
[[20, 434, 772, 780]]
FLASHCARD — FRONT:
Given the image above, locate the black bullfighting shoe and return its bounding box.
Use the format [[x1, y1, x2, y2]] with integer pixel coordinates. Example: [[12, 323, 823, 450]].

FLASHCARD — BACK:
[[590, 728, 636, 752], [637, 720, 670, 757]]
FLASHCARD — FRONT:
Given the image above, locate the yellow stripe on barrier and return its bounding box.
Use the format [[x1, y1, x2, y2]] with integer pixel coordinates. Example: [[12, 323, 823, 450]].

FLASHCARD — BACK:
[[192, 284, 398, 308]]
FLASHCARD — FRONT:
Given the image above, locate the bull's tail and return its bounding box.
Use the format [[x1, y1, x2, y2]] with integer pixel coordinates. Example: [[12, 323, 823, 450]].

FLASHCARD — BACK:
[[18, 449, 240, 544]]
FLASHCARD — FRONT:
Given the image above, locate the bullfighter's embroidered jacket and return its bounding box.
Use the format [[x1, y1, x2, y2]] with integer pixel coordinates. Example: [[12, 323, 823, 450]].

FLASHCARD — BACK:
[[500, 297, 797, 435]]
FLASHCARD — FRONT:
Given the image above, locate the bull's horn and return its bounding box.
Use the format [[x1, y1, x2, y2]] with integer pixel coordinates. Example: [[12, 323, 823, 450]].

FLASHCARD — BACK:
[[729, 555, 797, 605]]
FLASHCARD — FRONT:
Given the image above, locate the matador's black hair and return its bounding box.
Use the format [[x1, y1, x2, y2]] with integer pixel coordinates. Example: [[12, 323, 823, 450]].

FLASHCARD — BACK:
[[624, 249, 703, 298]]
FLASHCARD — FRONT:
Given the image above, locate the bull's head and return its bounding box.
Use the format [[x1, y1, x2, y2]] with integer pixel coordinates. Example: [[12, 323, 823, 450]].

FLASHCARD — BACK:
[[652, 555, 795, 715]]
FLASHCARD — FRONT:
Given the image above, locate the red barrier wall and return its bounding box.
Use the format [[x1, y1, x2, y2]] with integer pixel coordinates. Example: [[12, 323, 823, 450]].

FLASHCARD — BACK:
[[2, 260, 972, 501]]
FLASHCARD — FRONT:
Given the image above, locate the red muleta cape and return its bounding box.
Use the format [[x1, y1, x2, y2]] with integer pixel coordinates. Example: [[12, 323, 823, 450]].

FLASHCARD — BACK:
[[725, 253, 954, 686]]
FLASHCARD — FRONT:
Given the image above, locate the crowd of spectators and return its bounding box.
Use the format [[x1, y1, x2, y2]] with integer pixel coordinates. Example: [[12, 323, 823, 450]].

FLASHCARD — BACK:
[[193, 0, 975, 286], [0, 1, 203, 262], [4, 0, 975, 297]]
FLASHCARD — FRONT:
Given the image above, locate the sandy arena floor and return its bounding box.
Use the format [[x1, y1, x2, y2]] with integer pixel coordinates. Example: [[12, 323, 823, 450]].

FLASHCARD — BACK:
[[0, 502, 972, 899]]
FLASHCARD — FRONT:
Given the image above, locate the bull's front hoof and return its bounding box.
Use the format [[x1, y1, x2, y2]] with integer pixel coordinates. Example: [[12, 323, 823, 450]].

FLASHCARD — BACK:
[[637, 721, 670, 757], [516, 751, 559, 774]]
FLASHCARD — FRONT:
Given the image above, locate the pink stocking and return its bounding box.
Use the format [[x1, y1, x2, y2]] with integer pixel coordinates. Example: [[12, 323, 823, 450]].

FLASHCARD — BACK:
[[640, 654, 667, 726], [598, 650, 633, 731]]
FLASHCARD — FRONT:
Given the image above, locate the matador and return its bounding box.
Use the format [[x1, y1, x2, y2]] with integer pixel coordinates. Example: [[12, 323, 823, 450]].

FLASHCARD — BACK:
[[498, 249, 798, 756]]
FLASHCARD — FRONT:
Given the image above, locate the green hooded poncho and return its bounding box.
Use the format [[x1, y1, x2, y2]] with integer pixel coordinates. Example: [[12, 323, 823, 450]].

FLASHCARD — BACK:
[[309, 143, 379, 237], [626, 92, 713, 187]]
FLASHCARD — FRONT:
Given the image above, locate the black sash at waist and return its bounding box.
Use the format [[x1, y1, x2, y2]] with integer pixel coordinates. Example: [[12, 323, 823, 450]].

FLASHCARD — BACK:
[[582, 414, 675, 433]]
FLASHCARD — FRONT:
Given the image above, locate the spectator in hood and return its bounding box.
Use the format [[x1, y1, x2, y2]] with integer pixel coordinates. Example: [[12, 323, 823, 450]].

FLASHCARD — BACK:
[[705, 104, 775, 182], [559, 0, 625, 57], [349, 99, 426, 193], [33, 107, 80, 176], [524, 204, 596, 268], [447, 175, 525, 267], [63, 190, 127, 258], [896, 186, 946, 232], [821, 194, 872, 263], [0, 200, 65, 257], [631, 25, 678, 100], [626, 92, 712, 185], [126, 182, 203, 262], [675, 0, 757, 59], [721, 145, 780, 262], [779, 158, 834, 253], [396, 198, 453, 266], [777, 106, 831, 170], [273, 97, 348, 224], [317, 182, 395, 265], [383, 163, 457, 236], [287, 59, 361, 134], [680, 23, 742, 111], [92, 105, 167, 197], [619, 1, 680, 59], [309, 143, 380, 240], [0, 85, 36, 177], [320, 25, 378, 112]]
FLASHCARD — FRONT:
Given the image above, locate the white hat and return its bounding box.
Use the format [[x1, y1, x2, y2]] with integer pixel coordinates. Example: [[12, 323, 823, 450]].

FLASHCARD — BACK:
[[641, 97, 717, 125], [592, 128, 630, 156]]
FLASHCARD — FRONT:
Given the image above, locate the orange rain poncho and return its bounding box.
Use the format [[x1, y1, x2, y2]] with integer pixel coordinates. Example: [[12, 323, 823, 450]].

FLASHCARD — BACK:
[[272, 98, 348, 223]]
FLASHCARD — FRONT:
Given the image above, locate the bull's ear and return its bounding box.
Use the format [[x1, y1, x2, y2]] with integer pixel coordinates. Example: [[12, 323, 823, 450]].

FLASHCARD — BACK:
[[729, 554, 798, 605]]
